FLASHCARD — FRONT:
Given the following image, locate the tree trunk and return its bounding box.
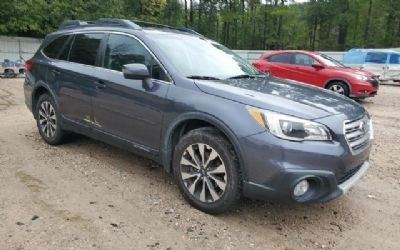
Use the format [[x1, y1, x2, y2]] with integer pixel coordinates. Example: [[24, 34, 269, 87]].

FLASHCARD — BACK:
[[363, 0, 372, 47], [184, 0, 188, 27]]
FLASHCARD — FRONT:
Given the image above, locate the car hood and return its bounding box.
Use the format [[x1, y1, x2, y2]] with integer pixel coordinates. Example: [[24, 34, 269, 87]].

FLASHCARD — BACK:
[[329, 66, 375, 77], [194, 76, 366, 120]]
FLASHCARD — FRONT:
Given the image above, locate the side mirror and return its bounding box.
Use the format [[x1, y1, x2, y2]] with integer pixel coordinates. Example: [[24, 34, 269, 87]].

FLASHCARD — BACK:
[[122, 63, 150, 80], [312, 63, 324, 70]]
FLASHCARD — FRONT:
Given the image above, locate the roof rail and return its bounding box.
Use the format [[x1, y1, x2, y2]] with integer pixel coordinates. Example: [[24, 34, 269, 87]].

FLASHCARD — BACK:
[[132, 20, 202, 36], [174, 27, 202, 36], [58, 20, 89, 30], [58, 18, 141, 30], [58, 18, 202, 36]]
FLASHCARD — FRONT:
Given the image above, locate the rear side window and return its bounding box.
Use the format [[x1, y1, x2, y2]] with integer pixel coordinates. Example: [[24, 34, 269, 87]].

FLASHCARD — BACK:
[[43, 35, 70, 59], [69, 33, 104, 66], [268, 53, 292, 64], [58, 37, 73, 61], [103, 34, 169, 81], [365, 52, 388, 64]]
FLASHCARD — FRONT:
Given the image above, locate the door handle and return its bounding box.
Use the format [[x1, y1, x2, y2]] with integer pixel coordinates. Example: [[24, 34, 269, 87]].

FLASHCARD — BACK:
[[51, 69, 61, 75], [94, 80, 106, 90]]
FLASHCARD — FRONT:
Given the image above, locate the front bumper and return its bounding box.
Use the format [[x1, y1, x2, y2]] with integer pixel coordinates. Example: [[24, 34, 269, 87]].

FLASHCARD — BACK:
[[239, 130, 371, 203], [350, 79, 379, 98], [338, 160, 369, 194]]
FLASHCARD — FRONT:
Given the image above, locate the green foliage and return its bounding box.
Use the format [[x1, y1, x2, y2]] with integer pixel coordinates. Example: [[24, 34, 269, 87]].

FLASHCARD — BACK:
[[0, 0, 399, 50]]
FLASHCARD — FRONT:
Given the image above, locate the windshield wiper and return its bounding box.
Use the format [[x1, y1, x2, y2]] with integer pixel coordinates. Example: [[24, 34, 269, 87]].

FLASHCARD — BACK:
[[187, 75, 221, 80], [227, 74, 267, 80]]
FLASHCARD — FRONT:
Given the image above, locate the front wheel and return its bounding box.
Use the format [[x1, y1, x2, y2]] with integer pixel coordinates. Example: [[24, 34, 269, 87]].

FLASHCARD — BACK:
[[326, 81, 350, 96], [173, 127, 241, 214]]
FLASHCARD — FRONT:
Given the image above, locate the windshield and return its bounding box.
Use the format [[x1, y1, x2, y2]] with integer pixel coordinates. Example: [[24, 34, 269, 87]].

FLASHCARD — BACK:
[[316, 54, 346, 67], [149, 32, 261, 79]]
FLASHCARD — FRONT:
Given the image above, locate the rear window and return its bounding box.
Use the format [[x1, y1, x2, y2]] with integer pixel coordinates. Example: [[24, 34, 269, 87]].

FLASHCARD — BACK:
[[365, 52, 388, 64], [69, 33, 104, 66], [43, 35, 70, 59], [268, 53, 292, 64]]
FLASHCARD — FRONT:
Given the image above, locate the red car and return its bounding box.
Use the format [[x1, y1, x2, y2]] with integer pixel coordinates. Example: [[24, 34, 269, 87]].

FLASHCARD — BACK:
[[252, 50, 379, 98]]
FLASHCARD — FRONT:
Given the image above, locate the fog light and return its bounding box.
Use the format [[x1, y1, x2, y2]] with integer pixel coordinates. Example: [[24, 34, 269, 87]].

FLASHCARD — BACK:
[[293, 180, 309, 197]]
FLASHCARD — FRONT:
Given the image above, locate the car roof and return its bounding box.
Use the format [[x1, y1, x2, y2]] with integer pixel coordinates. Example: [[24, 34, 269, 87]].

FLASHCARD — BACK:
[[260, 50, 319, 59]]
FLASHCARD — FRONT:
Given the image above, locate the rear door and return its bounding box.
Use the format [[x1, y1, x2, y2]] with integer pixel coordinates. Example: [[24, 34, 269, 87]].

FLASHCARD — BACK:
[[385, 53, 400, 81], [91, 33, 171, 151], [54, 33, 105, 129], [266, 53, 295, 79]]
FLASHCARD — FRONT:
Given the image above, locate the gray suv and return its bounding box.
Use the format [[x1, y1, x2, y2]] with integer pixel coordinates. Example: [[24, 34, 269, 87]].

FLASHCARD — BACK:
[[24, 19, 372, 214]]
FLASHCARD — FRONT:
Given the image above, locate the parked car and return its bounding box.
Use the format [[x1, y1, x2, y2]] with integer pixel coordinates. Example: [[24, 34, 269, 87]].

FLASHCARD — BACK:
[[0, 59, 25, 78], [252, 50, 379, 98], [342, 49, 400, 82], [24, 19, 373, 214], [1, 59, 17, 78]]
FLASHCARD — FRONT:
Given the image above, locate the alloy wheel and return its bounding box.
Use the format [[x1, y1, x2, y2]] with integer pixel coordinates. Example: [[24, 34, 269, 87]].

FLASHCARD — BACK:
[[179, 143, 227, 203], [38, 101, 57, 138], [329, 84, 345, 95]]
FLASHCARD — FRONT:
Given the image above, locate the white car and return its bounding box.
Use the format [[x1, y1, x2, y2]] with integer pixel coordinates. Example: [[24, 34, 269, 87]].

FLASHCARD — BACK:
[[342, 49, 400, 82], [1, 59, 25, 78]]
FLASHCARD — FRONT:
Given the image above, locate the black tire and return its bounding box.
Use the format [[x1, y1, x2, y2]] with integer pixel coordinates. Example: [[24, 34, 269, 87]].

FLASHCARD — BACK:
[[326, 81, 350, 96], [4, 69, 14, 78], [173, 127, 241, 214], [35, 93, 67, 145]]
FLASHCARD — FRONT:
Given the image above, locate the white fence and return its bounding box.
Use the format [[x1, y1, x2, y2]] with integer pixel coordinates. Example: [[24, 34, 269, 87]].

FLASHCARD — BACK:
[[0, 36, 42, 61]]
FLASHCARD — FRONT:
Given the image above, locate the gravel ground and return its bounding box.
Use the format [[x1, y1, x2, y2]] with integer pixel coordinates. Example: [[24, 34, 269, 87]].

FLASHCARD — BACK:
[[0, 78, 399, 250]]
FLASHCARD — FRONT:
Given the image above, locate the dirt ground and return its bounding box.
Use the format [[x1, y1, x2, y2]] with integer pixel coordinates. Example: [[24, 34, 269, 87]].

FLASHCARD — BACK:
[[0, 78, 399, 250]]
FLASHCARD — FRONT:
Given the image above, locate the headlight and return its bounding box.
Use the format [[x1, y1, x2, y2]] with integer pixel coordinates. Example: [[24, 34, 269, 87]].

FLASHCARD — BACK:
[[354, 75, 369, 81], [247, 106, 332, 141]]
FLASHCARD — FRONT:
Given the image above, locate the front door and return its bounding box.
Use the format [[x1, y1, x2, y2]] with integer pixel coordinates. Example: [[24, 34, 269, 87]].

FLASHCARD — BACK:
[[91, 34, 171, 151]]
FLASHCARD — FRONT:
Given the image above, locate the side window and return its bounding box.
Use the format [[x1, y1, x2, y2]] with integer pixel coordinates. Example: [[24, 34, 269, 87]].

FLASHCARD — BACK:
[[104, 34, 169, 82], [389, 54, 400, 64], [267, 53, 292, 64], [58, 36, 73, 61], [43, 35, 70, 59], [69, 33, 104, 66], [293, 54, 314, 66], [365, 52, 388, 64]]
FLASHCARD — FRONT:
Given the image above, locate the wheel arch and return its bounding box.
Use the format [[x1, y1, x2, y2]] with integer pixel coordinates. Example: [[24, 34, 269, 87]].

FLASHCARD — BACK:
[[323, 78, 352, 93], [161, 112, 246, 179], [31, 83, 58, 118]]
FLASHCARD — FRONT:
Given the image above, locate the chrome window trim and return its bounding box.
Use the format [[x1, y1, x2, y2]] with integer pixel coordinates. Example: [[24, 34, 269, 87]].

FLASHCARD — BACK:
[[40, 30, 173, 85]]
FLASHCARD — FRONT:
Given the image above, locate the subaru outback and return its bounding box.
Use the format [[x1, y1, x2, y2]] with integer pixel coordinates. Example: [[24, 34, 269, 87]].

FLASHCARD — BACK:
[[24, 19, 373, 214]]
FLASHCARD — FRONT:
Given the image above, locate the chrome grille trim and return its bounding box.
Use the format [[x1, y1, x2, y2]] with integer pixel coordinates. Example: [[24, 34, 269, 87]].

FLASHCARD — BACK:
[[344, 115, 372, 154]]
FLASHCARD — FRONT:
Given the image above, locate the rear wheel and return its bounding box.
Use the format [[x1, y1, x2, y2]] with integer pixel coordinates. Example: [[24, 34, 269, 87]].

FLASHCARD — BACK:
[[173, 127, 241, 214], [35, 94, 67, 145], [326, 81, 349, 96]]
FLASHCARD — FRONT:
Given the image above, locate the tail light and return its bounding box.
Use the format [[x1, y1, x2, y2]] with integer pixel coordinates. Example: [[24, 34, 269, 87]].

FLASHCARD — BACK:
[[25, 60, 33, 72]]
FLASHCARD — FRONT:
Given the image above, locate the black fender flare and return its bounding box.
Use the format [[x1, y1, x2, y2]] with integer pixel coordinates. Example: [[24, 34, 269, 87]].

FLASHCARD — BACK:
[[31, 82, 59, 117], [160, 112, 246, 179]]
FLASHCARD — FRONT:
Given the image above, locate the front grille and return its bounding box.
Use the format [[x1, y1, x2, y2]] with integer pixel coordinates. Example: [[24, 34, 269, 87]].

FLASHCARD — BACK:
[[344, 116, 371, 154], [338, 164, 362, 184]]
